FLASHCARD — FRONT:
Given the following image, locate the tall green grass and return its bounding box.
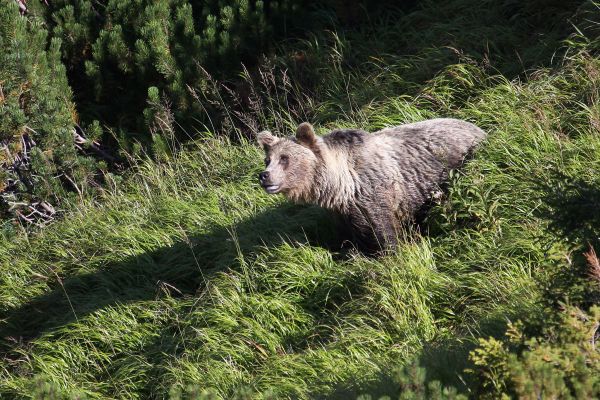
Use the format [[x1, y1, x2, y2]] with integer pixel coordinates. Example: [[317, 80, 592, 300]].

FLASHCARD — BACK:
[[1, 1, 600, 398]]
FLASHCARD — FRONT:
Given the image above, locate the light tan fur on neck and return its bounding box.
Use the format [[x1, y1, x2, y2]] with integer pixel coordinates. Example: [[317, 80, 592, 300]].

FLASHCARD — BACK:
[[290, 140, 359, 213]]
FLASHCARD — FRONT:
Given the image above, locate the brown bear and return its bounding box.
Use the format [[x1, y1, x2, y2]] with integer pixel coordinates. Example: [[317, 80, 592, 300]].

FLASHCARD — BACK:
[[257, 118, 486, 251]]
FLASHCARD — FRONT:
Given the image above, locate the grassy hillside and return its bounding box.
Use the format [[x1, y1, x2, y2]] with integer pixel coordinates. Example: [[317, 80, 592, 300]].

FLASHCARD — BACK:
[[1, 0, 600, 399]]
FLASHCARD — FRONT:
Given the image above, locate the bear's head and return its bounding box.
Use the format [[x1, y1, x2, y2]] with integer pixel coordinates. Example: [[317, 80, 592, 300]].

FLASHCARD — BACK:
[[256, 123, 321, 201]]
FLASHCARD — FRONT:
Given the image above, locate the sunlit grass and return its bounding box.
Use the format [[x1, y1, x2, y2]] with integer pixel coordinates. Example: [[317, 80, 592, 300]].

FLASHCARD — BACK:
[[1, 1, 599, 398]]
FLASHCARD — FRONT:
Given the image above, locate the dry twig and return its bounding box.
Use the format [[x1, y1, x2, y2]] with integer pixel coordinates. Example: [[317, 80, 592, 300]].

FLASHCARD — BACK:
[[584, 245, 600, 285]]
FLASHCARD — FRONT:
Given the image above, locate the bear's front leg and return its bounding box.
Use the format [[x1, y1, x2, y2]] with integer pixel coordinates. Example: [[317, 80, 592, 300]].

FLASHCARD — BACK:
[[345, 203, 400, 252]]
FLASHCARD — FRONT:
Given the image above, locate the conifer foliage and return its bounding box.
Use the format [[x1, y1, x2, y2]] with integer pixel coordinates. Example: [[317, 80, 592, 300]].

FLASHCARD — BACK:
[[0, 1, 99, 228], [47, 0, 304, 137]]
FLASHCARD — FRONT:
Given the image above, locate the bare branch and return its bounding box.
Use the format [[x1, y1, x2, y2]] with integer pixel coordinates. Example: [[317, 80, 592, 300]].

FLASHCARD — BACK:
[[72, 127, 119, 164]]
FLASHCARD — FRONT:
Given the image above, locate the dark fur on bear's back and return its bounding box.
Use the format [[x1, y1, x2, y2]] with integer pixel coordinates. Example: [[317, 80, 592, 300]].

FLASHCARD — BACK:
[[257, 118, 487, 252], [323, 129, 367, 147]]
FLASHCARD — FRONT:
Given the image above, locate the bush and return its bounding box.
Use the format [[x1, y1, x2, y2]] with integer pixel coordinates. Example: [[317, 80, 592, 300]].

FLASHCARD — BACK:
[[44, 0, 308, 141], [365, 305, 600, 400], [0, 1, 100, 228], [469, 305, 600, 399]]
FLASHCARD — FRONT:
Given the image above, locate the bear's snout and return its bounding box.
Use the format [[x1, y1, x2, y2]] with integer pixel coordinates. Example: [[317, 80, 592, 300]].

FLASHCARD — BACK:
[[258, 171, 270, 183], [258, 171, 281, 194]]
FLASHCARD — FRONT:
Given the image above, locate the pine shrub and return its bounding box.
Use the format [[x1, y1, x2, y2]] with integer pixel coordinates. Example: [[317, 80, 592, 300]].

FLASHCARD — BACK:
[[363, 305, 600, 400], [0, 1, 100, 228], [45, 0, 307, 141], [467, 305, 600, 399]]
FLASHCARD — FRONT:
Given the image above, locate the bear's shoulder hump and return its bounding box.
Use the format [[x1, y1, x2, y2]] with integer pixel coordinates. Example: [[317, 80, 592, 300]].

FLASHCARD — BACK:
[[324, 129, 367, 147]]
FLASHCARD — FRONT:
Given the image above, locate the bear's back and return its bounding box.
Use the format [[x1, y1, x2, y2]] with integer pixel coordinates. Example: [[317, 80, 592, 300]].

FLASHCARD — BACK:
[[347, 118, 486, 216], [373, 118, 486, 170]]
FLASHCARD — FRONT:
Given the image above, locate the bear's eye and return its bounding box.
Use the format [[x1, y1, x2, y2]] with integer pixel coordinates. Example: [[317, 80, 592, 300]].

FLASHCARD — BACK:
[[279, 155, 289, 165], [264, 158, 270, 166]]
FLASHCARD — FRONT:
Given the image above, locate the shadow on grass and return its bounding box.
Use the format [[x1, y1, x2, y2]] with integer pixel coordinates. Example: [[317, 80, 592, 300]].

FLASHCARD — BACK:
[[533, 170, 600, 308], [536, 172, 600, 249], [0, 203, 340, 350], [325, 308, 538, 399]]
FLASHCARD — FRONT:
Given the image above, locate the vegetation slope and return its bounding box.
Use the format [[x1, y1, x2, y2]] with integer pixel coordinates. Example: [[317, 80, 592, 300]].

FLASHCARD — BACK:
[[1, 0, 599, 398]]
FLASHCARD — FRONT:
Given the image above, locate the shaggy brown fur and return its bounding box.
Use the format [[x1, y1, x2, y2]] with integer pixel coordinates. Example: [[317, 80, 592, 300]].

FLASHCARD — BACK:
[[257, 118, 487, 251]]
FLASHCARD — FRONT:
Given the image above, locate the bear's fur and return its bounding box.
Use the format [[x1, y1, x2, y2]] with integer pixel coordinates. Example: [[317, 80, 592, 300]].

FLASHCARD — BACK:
[[257, 118, 487, 251]]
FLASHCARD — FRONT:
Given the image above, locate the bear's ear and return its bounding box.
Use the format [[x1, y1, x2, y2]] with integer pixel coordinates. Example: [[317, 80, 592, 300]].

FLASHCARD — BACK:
[[256, 130, 279, 150], [296, 122, 317, 148]]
